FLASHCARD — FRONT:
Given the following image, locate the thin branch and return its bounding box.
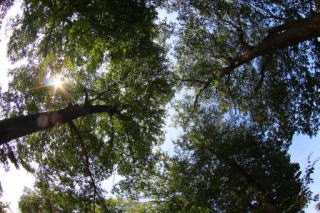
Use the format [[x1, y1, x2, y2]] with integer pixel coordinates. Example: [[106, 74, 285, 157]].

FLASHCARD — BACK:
[[253, 58, 267, 95], [226, 74, 237, 110], [193, 77, 213, 110], [87, 80, 120, 104], [247, 2, 286, 22], [213, 149, 278, 211], [68, 121, 108, 212], [222, 18, 241, 31], [173, 77, 208, 84]]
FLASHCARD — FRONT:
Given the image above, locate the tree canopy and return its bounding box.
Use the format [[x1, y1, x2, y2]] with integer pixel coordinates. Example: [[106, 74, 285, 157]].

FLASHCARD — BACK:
[[174, 0, 320, 141], [0, 0, 320, 212], [139, 112, 314, 212], [0, 0, 172, 207]]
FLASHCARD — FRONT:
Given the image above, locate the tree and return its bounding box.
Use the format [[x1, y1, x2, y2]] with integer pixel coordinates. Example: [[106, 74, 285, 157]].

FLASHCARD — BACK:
[[153, 1, 320, 211], [19, 182, 153, 213], [126, 111, 316, 212], [173, 0, 320, 141], [18, 184, 108, 213], [0, 0, 172, 206], [1, 0, 320, 212], [0, 0, 172, 143]]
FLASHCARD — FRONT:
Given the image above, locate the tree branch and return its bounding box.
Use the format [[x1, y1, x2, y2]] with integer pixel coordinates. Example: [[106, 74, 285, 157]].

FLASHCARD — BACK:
[[87, 81, 120, 104], [0, 104, 121, 145], [68, 121, 107, 212], [221, 14, 320, 77]]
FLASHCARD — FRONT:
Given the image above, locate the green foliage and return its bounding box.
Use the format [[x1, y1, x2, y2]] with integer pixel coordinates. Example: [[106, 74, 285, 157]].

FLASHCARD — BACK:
[[143, 111, 314, 212], [19, 182, 155, 213], [0, 0, 173, 206], [173, 0, 320, 140], [19, 186, 103, 213], [1, 0, 320, 212]]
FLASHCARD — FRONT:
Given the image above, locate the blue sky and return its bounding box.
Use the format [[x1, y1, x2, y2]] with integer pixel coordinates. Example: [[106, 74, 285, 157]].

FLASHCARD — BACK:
[[289, 134, 320, 212]]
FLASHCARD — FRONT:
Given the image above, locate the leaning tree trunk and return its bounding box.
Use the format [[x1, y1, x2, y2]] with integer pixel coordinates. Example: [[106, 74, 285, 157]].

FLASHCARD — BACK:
[[0, 104, 120, 145], [222, 14, 320, 76]]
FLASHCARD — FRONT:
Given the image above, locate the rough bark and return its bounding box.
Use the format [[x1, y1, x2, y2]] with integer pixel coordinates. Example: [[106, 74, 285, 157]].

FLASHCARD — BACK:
[[221, 14, 320, 76], [0, 104, 120, 145]]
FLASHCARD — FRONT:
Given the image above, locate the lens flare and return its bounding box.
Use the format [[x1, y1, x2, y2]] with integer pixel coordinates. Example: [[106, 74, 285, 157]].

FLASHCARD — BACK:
[[52, 75, 64, 88], [32, 74, 73, 105]]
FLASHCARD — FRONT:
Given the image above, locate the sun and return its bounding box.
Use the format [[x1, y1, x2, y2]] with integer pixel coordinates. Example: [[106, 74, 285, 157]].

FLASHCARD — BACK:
[[32, 74, 73, 104], [52, 75, 64, 89]]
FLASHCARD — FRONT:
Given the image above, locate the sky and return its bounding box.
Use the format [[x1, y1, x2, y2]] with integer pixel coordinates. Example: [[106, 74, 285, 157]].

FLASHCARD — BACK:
[[289, 135, 320, 212], [0, 3, 319, 213]]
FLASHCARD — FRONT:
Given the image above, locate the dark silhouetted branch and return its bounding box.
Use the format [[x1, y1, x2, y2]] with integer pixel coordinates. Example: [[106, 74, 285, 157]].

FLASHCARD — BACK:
[[0, 104, 120, 145]]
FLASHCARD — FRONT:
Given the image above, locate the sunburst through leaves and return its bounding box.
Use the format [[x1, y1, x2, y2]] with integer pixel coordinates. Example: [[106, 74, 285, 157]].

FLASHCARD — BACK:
[[33, 74, 73, 104]]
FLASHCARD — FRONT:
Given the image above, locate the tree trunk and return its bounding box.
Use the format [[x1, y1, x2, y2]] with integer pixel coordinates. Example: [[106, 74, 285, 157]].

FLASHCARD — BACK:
[[222, 14, 320, 76], [0, 104, 119, 145]]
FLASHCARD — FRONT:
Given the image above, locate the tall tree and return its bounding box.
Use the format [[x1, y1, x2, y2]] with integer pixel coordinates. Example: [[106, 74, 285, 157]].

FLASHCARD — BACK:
[[125, 111, 316, 212], [156, 1, 320, 211], [0, 0, 172, 204], [173, 0, 320, 141]]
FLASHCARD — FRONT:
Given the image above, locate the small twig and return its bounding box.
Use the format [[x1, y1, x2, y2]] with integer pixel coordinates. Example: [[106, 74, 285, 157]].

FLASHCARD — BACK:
[[247, 2, 286, 22], [222, 18, 241, 31], [226, 73, 237, 111], [84, 88, 89, 104], [87, 80, 120, 104], [172, 76, 208, 84], [210, 33, 234, 62], [253, 59, 267, 95], [193, 77, 213, 111]]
